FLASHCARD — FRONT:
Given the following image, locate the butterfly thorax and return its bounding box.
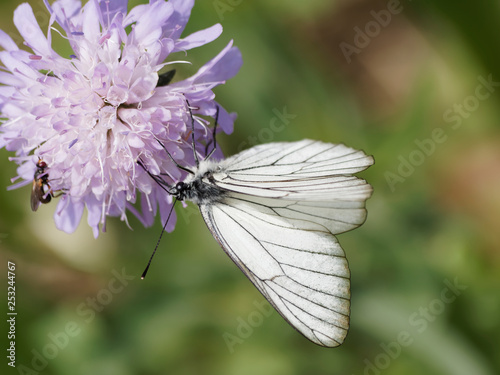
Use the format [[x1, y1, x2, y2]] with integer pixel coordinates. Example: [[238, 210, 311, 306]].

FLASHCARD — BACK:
[[176, 162, 227, 205]]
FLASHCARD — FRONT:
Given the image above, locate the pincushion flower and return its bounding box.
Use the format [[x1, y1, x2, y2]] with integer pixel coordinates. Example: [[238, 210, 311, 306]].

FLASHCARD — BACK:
[[0, 0, 242, 237]]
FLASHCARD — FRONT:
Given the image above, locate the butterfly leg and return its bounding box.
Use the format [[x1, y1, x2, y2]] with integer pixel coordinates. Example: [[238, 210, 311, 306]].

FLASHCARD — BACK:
[[205, 105, 220, 160]]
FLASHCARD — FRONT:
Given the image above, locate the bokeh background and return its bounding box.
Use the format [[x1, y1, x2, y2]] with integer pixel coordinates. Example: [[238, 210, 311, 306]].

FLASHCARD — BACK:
[[1, 0, 500, 374]]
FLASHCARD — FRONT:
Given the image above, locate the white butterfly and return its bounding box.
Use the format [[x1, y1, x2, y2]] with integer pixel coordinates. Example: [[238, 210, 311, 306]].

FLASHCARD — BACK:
[[141, 137, 373, 347]]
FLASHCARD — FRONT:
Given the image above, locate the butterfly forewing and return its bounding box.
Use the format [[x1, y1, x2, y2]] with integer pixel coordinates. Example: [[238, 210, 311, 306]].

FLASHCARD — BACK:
[[220, 139, 373, 178]]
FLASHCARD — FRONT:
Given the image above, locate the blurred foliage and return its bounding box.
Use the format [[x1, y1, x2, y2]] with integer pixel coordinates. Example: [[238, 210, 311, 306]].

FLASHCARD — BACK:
[[1, 0, 499, 374]]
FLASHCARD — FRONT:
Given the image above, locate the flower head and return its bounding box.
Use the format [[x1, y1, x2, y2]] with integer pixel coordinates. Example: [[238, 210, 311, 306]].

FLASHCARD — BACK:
[[0, 0, 242, 237]]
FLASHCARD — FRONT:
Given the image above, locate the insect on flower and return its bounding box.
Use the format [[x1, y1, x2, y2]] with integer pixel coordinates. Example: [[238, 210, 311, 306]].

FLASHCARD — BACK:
[[31, 159, 51, 211], [30, 159, 63, 211], [140, 104, 374, 347], [0, 0, 242, 237]]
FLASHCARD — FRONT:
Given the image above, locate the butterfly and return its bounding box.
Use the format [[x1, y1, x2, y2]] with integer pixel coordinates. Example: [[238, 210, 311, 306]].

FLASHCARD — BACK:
[[139, 107, 373, 347]]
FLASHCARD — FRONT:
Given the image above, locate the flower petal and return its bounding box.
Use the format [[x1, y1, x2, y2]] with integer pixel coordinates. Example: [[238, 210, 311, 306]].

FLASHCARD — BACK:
[[0, 51, 38, 81], [99, 0, 128, 28], [54, 196, 85, 234], [173, 41, 242, 87], [213, 103, 235, 134], [86, 194, 102, 238], [44, 0, 82, 34], [14, 3, 53, 56], [162, 0, 194, 40], [0, 30, 19, 51], [81, 0, 101, 43], [173, 24, 223, 52], [132, 1, 173, 47], [0, 72, 24, 87]]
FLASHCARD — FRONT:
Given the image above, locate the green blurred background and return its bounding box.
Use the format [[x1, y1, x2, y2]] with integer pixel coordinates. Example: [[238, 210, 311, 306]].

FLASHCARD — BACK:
[[1, 0, 500, 374]]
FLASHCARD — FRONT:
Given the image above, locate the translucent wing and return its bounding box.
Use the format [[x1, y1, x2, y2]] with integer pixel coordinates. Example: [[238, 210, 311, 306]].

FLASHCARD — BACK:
[[198, 140, 373, 346], [219, 139, 373, 181], [212, 139, 374, 235], [31, 179, 41, 211], [200, 197, 351, 347]]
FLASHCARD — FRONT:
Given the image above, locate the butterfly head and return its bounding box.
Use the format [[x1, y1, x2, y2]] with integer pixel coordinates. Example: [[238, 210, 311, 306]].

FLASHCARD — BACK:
[[173, 181, 189, 201]]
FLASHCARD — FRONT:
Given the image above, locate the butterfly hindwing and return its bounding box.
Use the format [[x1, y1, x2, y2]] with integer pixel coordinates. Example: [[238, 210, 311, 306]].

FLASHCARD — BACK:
[[200, 198, 351, 347]]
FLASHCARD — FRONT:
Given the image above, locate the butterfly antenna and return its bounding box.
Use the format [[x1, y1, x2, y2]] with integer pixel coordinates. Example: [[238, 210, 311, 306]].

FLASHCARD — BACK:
[[154, 139, 194, 175], [185, 100, 200, 168], [205, 105, 220, 160], [141, 199, 178, 279], [137, 158, 174, 194]]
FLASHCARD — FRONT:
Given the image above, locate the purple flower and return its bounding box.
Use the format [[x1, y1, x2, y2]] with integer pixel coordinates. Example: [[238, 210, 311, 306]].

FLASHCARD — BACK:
[[0, 0, 242, 237]]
